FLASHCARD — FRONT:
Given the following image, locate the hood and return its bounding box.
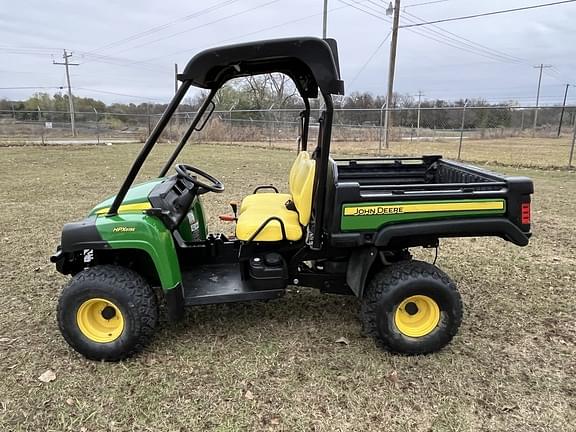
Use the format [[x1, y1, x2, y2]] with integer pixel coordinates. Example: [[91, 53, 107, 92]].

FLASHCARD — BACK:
[[89, 178, 165, 216]]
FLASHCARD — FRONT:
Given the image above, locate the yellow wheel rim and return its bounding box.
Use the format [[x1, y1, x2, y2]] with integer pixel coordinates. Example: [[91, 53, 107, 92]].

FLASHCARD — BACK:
[[76, 298, 124, 343], [394, 295, 440, 337]]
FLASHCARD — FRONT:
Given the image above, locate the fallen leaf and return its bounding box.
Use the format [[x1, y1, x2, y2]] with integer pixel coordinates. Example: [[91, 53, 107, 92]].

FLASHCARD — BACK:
[[65, 398, 74, 406], [335, 337, 350, 345], [244, 390, 254, 400], [38, 370, 56, 383], [386, 370, 399, 384]]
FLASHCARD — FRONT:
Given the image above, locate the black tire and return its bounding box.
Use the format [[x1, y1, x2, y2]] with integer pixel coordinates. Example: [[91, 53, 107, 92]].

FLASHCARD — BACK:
[[361, 260, 462, 355], [57, 265, 158, 361]]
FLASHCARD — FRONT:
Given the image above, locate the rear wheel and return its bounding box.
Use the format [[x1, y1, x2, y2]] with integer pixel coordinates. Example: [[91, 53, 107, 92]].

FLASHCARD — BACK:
[[57, 265, 158, 361], [361, 260, 462, 354]]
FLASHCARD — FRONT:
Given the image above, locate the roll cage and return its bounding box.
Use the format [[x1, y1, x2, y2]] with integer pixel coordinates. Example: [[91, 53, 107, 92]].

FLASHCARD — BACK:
[[107, 37, 345, 249]]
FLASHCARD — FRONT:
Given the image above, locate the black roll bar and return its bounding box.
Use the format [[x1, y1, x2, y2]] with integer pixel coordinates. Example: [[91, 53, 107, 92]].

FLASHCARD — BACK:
[[301, 98, 311, 151], [311, 90, 334, 250], [107, 81, 192, 216], [159, 88, 218, 177]]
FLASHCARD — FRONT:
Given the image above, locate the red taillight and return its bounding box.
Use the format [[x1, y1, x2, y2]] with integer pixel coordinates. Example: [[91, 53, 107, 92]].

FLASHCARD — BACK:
[[521, 202, 531, 225]]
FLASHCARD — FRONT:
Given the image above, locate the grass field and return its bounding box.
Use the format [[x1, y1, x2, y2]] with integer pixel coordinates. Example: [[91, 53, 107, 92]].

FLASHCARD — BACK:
[[0, 143, 574, 431], [219, 137, 576, 170], [3, 135, 576, 170]]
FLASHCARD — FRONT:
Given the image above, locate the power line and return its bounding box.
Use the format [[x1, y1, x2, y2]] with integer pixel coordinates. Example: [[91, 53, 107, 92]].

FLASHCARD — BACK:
[[346, 1, 528, 64], [101, 0, 283, 57], [348, 0, 562, 73], [76, 87, 168, 102], [0, 86, 63, 90], [348, 32, 392, 88], [0, 45, 169, 74], [140, 11, 327, 62], [360, 1, 534, 65], [400, 0, 576, 28], [84, 0, 243, 56], [403, 0, 451, 8], [402, 11, 529, 65], [338, 0, 391, 21], [131, 1, 363, 64], [74, 51, 168, 73]]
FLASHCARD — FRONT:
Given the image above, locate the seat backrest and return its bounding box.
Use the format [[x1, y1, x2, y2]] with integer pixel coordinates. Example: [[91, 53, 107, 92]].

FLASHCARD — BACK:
[[288, 151, 310, 193], [291, 158, 316, 226]]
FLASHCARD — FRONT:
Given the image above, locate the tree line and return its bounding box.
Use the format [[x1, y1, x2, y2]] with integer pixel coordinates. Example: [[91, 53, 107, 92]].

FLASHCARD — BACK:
[[0, 74, 567, 130]]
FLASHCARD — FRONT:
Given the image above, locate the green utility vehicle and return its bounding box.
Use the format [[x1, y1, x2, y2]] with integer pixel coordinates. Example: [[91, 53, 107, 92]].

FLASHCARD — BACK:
[[51, 38, 533, 361]]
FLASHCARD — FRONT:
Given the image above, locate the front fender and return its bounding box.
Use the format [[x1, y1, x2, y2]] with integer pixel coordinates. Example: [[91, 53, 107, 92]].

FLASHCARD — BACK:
[[57, 214, 181, 290], [94, 214, 182, 290]]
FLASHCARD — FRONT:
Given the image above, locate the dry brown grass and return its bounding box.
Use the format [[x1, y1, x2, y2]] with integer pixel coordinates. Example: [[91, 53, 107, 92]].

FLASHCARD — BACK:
[[0, 143, 574, 431], [202, 136, 576, 170]]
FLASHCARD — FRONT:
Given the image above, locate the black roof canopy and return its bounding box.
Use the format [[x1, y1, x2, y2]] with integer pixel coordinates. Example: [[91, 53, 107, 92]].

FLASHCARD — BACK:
[[179, 37, 345, 98]]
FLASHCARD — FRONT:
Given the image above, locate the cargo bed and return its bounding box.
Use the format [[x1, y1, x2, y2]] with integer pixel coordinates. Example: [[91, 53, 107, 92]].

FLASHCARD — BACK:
[[327, 156, 533, 248]]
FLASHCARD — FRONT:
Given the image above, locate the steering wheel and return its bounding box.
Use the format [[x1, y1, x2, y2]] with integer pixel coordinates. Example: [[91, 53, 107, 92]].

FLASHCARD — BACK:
[[175, 164, 224, 193]]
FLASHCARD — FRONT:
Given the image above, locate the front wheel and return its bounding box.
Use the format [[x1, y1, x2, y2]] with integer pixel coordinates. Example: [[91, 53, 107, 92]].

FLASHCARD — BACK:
[[57, 265, 158, 361], [361, 260, 462, 355]]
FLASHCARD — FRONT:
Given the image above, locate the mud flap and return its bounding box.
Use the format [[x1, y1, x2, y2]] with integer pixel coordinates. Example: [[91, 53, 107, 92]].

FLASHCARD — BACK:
[[346, 246, 378, 297]]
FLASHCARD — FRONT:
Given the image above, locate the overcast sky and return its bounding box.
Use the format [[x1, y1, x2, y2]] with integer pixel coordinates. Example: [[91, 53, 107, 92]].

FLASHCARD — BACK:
[[1, 0, 575, 106]]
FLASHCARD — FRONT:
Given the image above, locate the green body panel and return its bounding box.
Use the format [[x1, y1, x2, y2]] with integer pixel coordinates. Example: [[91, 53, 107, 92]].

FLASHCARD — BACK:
[[85, 178, 209, 290], [177, 198, 207, 242], [87, 178, 209, 289], [89, 178, 164, 216], [95, 213, 182, 290], [194, 196, 208, 239], [341, 199, 506, 231]]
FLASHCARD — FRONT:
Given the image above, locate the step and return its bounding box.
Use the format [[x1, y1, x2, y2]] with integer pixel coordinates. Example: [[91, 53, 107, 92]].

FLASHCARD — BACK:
[[182, 263, 285, 306]]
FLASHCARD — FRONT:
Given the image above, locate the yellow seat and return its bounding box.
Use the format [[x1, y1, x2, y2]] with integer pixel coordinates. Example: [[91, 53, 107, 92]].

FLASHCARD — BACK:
[[236, 157, 316, 242], [239, 151, 310, 214], [236, 206, 303, 241], [239, 193, 291, 213]]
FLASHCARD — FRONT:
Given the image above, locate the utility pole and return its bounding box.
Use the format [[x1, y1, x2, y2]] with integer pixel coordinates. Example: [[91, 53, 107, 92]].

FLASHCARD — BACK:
[[557, 83, 570, 137], [146, 103, 152, 135], [416, 90, 424, 138], [174, 63, 179, 94], [53, 50, 79, 137], [458, 99, 469, 160], [322, 0, 328, 38], [383, 0, 401, 150], [532, 63, 552, 136], [570, 119, 576, 167]]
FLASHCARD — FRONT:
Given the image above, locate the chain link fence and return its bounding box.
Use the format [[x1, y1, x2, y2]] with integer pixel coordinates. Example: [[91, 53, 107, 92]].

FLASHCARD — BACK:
[[1, 106, 575, 168]]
